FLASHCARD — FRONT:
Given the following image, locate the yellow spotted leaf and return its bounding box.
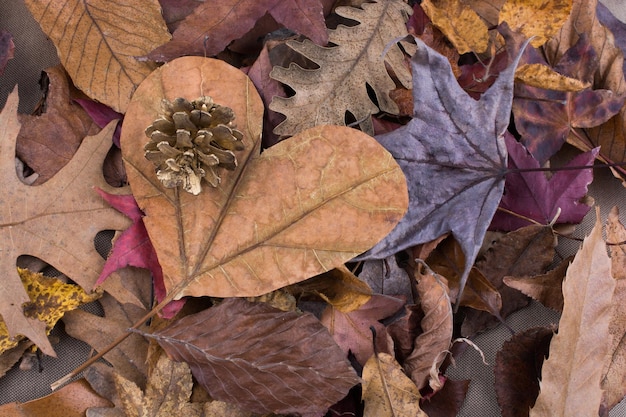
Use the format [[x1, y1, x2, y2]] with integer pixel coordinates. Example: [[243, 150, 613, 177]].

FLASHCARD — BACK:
[[362, 352, 427, 417], [499, 0, 573, 47], [23, 0, 171, 113], [0, 268, 102, 355], [421, 0, 489, 54], [515, 63, 590, 92]]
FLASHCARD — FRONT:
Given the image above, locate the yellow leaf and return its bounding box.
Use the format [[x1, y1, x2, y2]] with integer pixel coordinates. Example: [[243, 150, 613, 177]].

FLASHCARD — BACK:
[[362, 352, 427, 417], [0, 268, 102, 355], [515, 63, 590, 91], [421, 0, 489, 54], [499, 0, 573, 47], [23, 0, 170, 113]]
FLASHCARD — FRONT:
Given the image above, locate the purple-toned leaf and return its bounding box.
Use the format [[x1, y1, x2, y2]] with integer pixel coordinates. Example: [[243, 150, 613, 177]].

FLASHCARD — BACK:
[[596, 2, 626, 76], [490, 134, 598, 231], [0, 30, 14, 76], [354, 37, 528, 300], [95, 188, 184, 318], [145, 298, 360, 415], [74, 98, 123, 147]]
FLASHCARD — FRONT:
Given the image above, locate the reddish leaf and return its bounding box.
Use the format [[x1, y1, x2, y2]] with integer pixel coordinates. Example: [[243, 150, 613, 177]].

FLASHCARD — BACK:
[[355, 37, 529, 302], [74, 98, 123, 147], [95, 188, 184, 318], [147, 0, 327, 62], [490, 133, 598, 231], [320, 294, 405, 365], [494, 326, 554, 417], [0, 30, 14, 76], [158, 0, 203, 32], [144, 298, 360, 416], [457, 51, 508, 99]]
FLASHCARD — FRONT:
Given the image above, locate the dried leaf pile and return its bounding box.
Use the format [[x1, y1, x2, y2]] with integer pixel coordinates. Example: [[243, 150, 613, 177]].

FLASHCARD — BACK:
[[1, 0, 626, 416]]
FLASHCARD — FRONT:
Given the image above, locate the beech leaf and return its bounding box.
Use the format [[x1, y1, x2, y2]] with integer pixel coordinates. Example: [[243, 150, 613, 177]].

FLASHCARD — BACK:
[[120, 57, 408, 302], [269, 0, 413, 136], [355, 37, 528, 301], [24, 0, 170, 113], [142, 298, 360, 415], [362, 352, 427, 417], [0, 90, 130, 356], [530, 209, 615, 417]]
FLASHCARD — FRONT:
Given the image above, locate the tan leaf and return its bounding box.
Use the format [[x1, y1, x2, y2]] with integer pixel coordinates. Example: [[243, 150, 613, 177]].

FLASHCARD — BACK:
[[0, 379, 111, 417], [530, 209, 615, 417], [404, 262, 453, 391], [515, 63, 591, 92], [120, 56, 408, 302], [499, 0, 573, 47], [421, 0, 489, 54], [0, 90, 131, 356], [269, 0, 413, 136], [362, 352, 427, 417], [23, 0, 170, 113], [601, 206, 626, 412]]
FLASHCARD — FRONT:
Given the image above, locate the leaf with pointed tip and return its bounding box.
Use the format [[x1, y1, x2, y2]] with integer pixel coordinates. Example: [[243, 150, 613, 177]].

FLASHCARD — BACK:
[[490, 133, 597, 231], [121, 57, 408, 303], [144, 298, 360, 415], [355, 37, 528, 302]]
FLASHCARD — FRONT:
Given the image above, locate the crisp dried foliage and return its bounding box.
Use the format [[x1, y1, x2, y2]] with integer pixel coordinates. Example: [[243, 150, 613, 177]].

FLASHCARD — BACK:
[[499, 0, 573, 47], [144, 298, 360, 415]]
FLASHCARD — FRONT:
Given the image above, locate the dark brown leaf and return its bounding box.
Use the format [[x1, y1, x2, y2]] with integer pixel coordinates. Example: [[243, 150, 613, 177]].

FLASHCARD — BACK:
[[144, 298, 360, 416], [494, 326, 554, 417], [0, 30, 14, 76], [420, 377, 470, 417]]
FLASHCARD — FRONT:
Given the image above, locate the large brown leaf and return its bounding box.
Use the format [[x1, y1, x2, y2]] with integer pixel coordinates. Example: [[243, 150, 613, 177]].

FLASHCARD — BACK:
[[143, 298, 360, 415], [0, 90, 130, 356], [23, 0, 170, 113], [530, 210, 615, 417], [121, 57, 408, 302]]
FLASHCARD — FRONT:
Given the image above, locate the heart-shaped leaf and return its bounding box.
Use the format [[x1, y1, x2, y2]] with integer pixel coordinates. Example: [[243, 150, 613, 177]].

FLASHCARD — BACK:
[[120, 57, 408, 302]]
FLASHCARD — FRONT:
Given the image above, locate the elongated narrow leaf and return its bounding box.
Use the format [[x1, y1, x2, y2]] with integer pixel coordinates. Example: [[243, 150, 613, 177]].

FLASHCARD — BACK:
[[144, 298, 360, 415], [121, 57, 408, 301]]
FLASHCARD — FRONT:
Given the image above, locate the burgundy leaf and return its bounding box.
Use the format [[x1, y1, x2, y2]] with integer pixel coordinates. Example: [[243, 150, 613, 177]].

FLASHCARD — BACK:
[[0, 30, 14, 76], [354, 37, 528, 301], [420, 377, 470, 417], [144, 298, 360, 415], [490, 134, 598, 231], [74, 98, 123, 147], [95, 188, 184, 318]]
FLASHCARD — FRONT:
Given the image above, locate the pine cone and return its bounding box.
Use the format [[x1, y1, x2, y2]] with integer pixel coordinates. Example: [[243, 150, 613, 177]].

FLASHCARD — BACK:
[[144, 96, 244, 195]]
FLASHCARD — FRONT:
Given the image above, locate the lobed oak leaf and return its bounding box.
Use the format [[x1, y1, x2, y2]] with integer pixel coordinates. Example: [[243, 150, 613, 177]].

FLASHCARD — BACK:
[[0, 30, 14, 76], [494, 326, 554, 417], [362, 352, 427, 417], [121, 57, 408, 304], [0, 90, 131, 356], [16, 66, 99, 184], [0, 268, 102, 355], [321, 293, 405, 365], [147, 0, 328, 62], [355, 37, 528, 304], [490, 133, 598, 231], [269, 0, 413, 136], [24, 0, 170, 113], [530, 209, 615, 417], [94, 189, 185, 318], [143, 298, 360, 415]]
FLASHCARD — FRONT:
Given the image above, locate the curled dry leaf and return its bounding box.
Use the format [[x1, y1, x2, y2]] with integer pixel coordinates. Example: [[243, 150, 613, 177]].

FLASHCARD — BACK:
[[362, 352, 427, 417], [0, 90, 130, 356], [121, 57, 408, 303], [24, 0, 170, 113], [530, 209, 615, 417], [143, 298, 360, 415]]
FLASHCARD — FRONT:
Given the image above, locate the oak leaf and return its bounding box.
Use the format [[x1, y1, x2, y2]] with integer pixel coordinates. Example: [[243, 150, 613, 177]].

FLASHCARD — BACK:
[[362, 352, 427, 417], [16, 66, 99, 184], [269, 0, 413, 136], [121, 57, 408, 303], [0, 90, 130, 356], [530, 209, 615, 417], [499, 0, 573, 47], [490, 133, 597, 231], [143, 298, 360, 415], [320, 294, 405, 365], [148, 0, 328, 62], [355, 37, 528, 302], [0, 268, 102, 355], [23, 0, 170, 113]]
